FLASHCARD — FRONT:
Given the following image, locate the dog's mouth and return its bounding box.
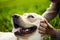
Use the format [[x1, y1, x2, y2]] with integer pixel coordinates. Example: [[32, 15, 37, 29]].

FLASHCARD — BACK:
[[13, 23, 37, 36]]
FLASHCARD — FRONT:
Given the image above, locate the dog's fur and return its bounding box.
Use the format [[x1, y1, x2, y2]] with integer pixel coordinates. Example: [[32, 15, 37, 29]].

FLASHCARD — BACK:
[[0, 32, 17, 40], [12, 13, 45, 40], [0, 13, 45, 40]]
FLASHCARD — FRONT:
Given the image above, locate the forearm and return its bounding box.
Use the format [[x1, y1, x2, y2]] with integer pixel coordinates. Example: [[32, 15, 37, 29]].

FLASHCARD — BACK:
[[51, 29, 60, 40], [46, 22, 57, 36], [42, 3, 58, 22], [55, 29, 60, 40], [42, 1, 60, 40]]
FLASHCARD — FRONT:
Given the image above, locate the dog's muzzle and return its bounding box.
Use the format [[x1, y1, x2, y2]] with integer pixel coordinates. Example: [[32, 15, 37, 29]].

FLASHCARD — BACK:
[[12, 14, 37, 36]]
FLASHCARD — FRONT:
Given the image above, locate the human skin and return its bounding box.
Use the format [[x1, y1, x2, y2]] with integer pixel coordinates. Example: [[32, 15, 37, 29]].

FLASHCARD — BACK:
[[39, 0, 60, 36], [39, 19, 57, 36]]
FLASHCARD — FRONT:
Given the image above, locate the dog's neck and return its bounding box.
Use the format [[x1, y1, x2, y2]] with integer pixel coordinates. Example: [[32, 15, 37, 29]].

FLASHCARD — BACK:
[[17, 37, 28, 40], [17, 30, 43, 40]]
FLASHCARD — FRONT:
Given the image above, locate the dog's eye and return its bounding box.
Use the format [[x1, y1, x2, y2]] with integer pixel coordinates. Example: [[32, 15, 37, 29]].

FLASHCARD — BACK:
[[28, 15, 34, 18]]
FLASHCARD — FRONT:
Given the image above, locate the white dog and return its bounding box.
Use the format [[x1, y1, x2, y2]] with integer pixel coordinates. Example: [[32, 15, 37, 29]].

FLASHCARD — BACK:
[[0, 13, 45, 40], [12, 13, 45, 40], [0, 32, 17, 40]]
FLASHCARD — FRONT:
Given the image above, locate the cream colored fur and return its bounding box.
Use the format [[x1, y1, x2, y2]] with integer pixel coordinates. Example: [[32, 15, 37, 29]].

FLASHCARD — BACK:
[[0, 13, 45, 40]]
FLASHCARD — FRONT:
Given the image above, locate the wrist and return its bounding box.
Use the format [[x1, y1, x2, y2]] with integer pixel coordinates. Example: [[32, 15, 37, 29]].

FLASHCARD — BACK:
[[47, 27, 57, 36]]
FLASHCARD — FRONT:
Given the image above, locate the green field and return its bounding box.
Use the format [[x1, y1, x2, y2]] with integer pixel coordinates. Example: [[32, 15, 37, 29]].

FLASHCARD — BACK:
[[0, 0, 60, 40]]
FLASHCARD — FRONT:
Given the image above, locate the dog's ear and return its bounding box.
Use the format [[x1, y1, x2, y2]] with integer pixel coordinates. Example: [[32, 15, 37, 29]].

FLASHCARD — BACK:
[[50, 0, 60, 3]]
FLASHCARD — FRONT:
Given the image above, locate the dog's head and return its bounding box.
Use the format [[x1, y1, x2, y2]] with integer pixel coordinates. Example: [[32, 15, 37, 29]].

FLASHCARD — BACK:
[[12, 13, 44, 37]]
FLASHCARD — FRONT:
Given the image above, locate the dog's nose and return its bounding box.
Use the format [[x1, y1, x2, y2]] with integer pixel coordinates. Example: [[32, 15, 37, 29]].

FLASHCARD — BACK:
[[12, 14, 19, 18]]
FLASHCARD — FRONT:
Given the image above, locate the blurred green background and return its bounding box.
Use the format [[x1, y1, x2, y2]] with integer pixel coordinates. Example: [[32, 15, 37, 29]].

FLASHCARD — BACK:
[[0, 0, 60, 40]]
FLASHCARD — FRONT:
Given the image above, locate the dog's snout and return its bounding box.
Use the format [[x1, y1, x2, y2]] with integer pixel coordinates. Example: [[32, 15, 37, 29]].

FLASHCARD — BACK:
[[12, 14, 19, 18]]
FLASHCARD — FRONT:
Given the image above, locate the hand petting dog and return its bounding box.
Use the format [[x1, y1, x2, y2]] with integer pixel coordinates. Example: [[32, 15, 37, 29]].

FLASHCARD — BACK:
[[39, 19, 56, 36]]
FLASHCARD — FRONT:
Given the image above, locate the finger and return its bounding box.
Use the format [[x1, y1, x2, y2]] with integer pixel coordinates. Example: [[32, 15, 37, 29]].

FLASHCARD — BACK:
[[40, 20, 46, 23], [42, 19, 51, 27], [41, 34, 45, 37], [40, 23, 47, 28], [44, 19, 53, 28], [39, 31, 46, 34], [38, 27, 46, 31]]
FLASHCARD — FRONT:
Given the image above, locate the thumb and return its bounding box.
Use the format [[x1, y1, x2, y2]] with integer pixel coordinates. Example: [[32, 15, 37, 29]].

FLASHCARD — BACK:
[[44, 19, 54, 29]]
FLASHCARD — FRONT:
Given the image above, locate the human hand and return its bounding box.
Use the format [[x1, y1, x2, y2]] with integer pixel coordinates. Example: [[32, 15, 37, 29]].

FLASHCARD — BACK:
[[38, 19, 57, 36]]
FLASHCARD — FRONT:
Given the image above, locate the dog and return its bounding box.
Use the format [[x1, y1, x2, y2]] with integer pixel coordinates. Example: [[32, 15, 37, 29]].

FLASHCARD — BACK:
[[0, 13, 45, 40], [12, 13, 45, 40], [0, 32, 17, 40]]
